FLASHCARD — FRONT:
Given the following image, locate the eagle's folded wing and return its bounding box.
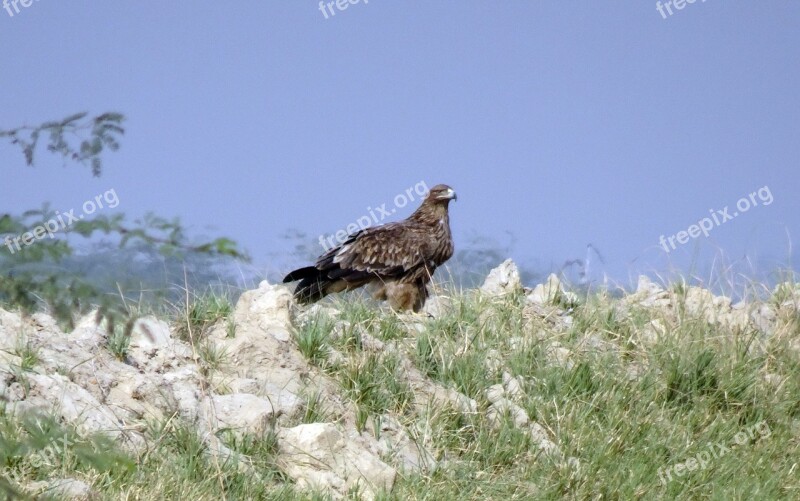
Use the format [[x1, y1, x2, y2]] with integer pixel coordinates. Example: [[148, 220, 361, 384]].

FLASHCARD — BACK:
[[317, 223, 430, 280]]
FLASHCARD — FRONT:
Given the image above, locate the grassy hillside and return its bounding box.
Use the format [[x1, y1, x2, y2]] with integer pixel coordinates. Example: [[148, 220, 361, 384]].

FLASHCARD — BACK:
[[1, 266, 799, 500]]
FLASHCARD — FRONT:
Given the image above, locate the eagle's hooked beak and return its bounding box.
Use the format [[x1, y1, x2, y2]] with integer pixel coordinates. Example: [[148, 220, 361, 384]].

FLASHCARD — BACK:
[[439, 188, 457, 201]]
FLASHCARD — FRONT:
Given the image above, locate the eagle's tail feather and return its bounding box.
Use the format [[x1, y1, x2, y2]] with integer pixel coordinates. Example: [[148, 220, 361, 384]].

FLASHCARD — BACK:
[[283, 266, 328, 304], [294, 279, 328, 304], [284, 266, 377, 305], [283, 266, 318, 283]]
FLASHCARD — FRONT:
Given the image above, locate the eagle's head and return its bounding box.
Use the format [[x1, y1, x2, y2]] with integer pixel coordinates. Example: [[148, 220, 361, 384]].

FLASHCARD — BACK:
[[410, 183, 456, 224], [427, 184, 457, 203]]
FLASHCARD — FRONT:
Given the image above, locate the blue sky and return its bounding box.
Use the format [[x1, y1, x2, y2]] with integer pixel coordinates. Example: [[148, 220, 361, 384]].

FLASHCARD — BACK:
[[1, 1, 798, 288]]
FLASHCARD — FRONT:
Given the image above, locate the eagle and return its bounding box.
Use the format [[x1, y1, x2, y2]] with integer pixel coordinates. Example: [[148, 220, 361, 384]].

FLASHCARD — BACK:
[[283, 184, 456, 312]]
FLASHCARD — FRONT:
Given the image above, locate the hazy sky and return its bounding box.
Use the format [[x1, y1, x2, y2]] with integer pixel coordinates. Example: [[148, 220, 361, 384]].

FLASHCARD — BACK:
[[2, 2, 798, 288]]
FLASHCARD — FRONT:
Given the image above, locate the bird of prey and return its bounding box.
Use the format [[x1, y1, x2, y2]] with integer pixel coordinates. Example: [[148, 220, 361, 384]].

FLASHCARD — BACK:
[[283, 184, 457, 312]]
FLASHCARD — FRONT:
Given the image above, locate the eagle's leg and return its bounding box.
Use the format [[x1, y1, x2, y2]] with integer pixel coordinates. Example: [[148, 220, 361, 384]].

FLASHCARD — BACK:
[[369, 282, 388, 301], [384, 282, 425, 312]]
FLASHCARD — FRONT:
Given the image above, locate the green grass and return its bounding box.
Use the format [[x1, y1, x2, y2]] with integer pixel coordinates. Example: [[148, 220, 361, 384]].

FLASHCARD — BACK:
[[3, 281, 800, 499], [0, 412, 134, 498], [333, 351, 415, 431], [197, 340, 230, 376], [13, 340, 39, 372], [174, 291, 234, 342], [391, 288, 800, 499], [294, 313, 335, 366], [0, 411, 326, 500], [299, 389, 332, 424], [105, 322, 132, 361]]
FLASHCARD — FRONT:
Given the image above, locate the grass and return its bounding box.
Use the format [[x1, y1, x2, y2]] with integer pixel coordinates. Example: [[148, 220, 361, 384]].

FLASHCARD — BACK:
[[299, 389, 332, 424], [283, 286, 799, 498], [174, 291, 234, 342], [2, 279, 800, 499], [392, 288, 800, 499], [105, 322, 132, 361], [334, 352, 414, 431], [107, 418, 311, 500], [294, 313, 335, 366], [197, 340, 230, 376], [13, 340, 39, 372], [0, 412, 134, 499], [0, 411, 322, 500]]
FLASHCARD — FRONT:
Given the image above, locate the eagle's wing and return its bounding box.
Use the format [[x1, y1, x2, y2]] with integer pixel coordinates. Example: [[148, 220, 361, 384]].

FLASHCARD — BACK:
[[316, 222, 433, 281]]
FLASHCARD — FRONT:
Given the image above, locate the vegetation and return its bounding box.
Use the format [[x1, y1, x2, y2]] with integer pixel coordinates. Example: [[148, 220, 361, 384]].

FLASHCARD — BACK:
[[1, 112, 247, 334], [173, 291, 235, 343], [2, 284, 799, 499]]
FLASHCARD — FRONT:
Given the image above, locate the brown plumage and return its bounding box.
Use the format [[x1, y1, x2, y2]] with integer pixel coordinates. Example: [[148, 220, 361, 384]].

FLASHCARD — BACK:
[[283, 184, 456, 312]]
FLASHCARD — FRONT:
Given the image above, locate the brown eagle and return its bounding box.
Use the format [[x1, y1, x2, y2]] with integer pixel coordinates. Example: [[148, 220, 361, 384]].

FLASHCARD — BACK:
[[283, 184, 456, 312]]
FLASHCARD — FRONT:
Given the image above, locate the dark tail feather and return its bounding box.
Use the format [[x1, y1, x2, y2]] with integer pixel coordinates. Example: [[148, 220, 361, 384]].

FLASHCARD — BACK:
[[283, 266, 319, 283], [284, 265, 376, 305], [283, 266, 329, 304], [295, 279, 328, 303]]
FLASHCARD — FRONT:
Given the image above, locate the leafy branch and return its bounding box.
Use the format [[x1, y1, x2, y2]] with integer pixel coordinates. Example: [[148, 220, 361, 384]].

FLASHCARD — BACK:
[[0, 112, 124, 176], [0, 112, 248, 330]]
